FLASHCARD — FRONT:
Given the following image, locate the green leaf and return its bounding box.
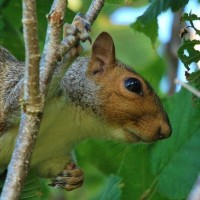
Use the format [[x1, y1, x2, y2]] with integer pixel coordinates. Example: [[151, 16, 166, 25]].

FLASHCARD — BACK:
[[178, 39, 200, 70], [131, 9, 158, 44], [0, 171, 50, 200], [99, 175, 122, 200], [117, 145, 155, 199], [181, 12, 200, 36], [151, 89, 200, 199], [181, 12, 200, 22], [188, 70, 200, 90], [169, 0, 189, 12], [131, 0, 189, 44], [0, 0, 24, 59], [157, 133, 200, 199], [76, 140, 128, 175], [186, 70, 200, 105]]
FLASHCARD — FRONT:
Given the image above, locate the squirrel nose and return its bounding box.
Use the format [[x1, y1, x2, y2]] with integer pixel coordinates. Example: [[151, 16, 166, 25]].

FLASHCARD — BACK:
[[157, 123, 172, 140]]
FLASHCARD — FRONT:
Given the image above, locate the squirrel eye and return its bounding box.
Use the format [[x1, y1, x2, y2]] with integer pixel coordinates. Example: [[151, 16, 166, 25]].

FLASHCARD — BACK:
[[125, 78, 142, 95]]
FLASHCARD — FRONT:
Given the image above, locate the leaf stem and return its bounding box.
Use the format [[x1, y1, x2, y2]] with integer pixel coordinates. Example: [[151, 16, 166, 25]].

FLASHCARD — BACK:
[[139, 177, 158, 200], [174, 78, 200, 98]]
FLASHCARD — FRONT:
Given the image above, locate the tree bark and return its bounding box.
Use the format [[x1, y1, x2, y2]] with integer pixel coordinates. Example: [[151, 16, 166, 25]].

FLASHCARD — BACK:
[[0, 0, 41, 199], [40, 0, 66, 96]]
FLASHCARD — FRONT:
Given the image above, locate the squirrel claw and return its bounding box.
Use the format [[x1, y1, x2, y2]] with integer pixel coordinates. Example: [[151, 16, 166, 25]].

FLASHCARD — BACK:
[[73, 13, 91, 43], [49, 162, 84, 191], [63, 13, 91, 43]]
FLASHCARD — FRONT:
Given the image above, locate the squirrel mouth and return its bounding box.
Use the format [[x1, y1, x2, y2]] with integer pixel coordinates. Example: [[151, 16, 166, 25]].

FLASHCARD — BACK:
[[124, 128, 155, 144], [124, 128, 142, 143]]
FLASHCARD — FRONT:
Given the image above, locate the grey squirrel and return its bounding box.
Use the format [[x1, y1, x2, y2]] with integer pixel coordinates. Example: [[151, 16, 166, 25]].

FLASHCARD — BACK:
[[0, 32, 171, 191]]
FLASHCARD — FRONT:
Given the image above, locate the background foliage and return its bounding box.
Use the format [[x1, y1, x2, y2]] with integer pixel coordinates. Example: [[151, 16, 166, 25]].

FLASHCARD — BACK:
[[0, 0, 200, 200]]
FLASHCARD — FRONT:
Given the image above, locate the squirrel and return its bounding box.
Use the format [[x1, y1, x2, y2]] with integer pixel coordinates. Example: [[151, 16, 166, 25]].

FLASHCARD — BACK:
[[0, 32, 171, 191]]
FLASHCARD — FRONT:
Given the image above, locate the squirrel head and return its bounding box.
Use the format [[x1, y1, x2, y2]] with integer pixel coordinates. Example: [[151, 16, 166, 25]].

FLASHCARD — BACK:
[[86, 32, 172, 143], [62, 32, 171, 143]]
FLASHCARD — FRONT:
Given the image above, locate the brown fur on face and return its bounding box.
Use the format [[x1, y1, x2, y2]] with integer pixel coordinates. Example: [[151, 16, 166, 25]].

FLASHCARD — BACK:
[[86, 32, 171, 143]]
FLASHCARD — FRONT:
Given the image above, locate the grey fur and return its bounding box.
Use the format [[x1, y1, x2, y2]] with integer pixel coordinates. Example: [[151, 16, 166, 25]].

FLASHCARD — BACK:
[[61, 57, 102, 116], [0, 47, 24, 130]]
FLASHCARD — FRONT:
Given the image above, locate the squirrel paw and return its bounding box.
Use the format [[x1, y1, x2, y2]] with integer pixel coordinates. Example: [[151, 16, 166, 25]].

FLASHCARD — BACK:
[[49, 162, 84, 191], [63, 13, 91, 43]]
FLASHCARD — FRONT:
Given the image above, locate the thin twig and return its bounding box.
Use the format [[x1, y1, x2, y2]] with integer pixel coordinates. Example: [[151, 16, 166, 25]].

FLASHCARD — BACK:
[[0, 0, 41, 199], [40, 0, 66, 96], [59, 0, 105, 58], [85, 0, 105, 23], [174, 78, 200, 98]]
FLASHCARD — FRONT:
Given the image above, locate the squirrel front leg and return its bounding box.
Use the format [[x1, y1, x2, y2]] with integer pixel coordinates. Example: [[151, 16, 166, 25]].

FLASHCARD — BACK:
[[48, 13, 90, 191], [49, 161, 84, 191]]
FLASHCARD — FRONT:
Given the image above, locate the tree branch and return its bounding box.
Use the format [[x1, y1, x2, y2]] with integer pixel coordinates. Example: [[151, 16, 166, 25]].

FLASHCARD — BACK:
[[85, 0, 105, 23], [0, 0, 41, 199], [40, 0, 66, 96]]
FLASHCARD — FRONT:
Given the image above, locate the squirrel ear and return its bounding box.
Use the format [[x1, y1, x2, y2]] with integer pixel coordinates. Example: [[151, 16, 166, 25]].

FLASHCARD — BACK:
[[91, 32, 116, 65]]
